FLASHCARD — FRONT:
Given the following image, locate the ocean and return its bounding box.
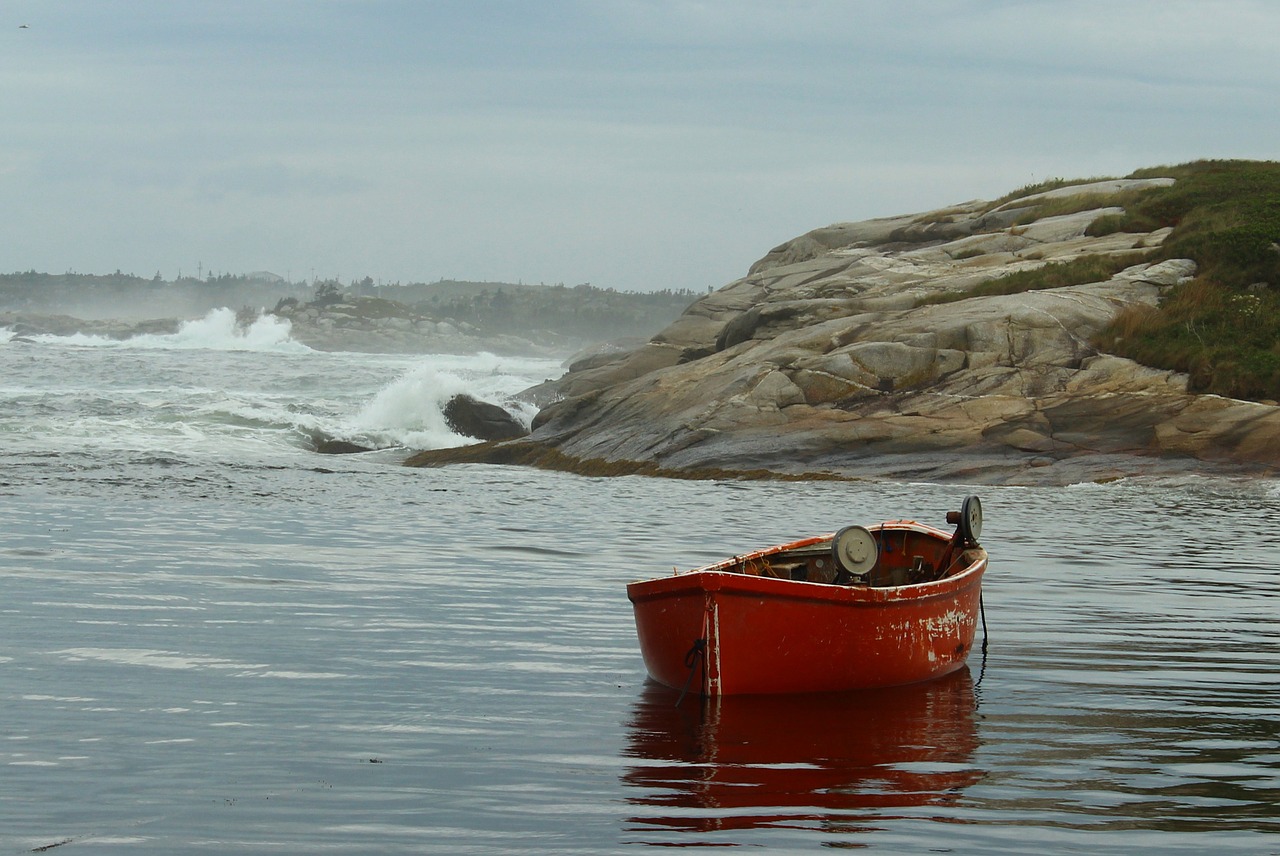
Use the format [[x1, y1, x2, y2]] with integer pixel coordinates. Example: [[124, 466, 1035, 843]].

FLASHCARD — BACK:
[[2, 311, 1278, 854]]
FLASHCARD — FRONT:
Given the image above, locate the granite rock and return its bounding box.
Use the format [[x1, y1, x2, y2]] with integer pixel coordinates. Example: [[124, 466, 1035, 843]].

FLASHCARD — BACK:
[[512, 177, 1280, 484]]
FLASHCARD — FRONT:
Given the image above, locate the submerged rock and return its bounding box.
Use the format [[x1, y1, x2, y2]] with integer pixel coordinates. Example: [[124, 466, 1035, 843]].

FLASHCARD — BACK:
[[310, 434, 374, 455]]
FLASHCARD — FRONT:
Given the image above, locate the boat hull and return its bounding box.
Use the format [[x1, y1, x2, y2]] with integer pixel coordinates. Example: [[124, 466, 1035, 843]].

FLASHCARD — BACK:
[[628, 524, 986, 695]]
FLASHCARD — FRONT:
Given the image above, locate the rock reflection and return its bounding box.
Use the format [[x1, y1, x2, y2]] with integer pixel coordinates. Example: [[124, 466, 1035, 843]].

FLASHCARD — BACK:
[[622, 667, 983, 836]]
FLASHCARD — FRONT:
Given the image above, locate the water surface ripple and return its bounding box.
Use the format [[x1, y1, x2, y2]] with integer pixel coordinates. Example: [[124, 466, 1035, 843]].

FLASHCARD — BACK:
[[1, 338, 1278, 853], [4, 474, 1278, 853]]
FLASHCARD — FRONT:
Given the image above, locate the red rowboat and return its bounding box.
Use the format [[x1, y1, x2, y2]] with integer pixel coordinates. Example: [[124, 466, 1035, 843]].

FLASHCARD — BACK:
[[627, 496, 987, 696]]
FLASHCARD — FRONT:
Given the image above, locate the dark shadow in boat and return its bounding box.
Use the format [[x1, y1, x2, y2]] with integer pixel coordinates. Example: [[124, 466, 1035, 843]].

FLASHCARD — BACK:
[[621, 667, 983, 837]]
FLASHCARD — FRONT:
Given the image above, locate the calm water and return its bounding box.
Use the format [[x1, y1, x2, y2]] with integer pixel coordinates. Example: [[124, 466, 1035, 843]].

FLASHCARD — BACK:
[[2, 317, 1279, 853]]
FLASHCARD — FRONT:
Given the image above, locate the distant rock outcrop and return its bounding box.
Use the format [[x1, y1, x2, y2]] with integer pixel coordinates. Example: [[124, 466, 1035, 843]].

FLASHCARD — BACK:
[[272, 296, 561, 356], [463, 177, 1280, 485], [0, 312, 180, 339]]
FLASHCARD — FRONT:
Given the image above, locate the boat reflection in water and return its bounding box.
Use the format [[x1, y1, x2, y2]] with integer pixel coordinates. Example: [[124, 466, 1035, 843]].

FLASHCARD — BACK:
[[622, 667, 983, 837]]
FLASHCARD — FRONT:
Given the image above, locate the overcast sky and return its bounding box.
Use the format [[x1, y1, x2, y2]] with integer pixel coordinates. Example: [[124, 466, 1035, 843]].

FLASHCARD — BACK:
[[3, 1, 1277, 292]]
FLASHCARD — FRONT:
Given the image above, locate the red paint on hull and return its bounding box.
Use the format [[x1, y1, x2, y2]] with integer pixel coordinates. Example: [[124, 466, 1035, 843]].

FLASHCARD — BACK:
[[628, 522, 987, 695]]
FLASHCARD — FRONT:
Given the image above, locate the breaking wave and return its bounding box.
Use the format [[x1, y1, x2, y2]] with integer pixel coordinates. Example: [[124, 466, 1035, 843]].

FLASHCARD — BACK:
[[26, 308, 310, 353]]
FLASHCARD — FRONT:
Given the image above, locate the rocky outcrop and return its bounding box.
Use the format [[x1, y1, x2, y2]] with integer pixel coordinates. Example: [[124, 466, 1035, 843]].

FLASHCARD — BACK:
[[495, 178, 1280, 485], [311, 435, 375, 455], [443, 394, 529, 441]]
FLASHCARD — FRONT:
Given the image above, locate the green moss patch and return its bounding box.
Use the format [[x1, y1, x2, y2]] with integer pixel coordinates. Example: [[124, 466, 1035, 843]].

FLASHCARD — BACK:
[[1093, 160, 1280, 399]]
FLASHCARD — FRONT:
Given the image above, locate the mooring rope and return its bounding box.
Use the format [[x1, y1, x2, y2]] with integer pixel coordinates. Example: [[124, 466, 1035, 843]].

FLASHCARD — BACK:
[[979, 592, 989, 654], [675, 638, 706, 707], [972, 591, 990, 690]]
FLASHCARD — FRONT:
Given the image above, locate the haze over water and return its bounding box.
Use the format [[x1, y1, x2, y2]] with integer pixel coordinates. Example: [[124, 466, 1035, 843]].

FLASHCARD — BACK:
[[2, 317, 1278, 853]]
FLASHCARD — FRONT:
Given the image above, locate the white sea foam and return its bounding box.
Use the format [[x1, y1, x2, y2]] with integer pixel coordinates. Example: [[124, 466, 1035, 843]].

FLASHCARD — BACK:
[[0, 325, 563, 460], [338, 354, 554, 449], [30, 308, 311, 353], [346, 364, 473, 449], [141, 308, 308, 352]]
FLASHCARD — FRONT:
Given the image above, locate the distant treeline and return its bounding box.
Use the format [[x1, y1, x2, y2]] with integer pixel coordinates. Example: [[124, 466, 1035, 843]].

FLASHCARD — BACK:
[[0, 270, 699, 341], [0, 270, 310, 319]]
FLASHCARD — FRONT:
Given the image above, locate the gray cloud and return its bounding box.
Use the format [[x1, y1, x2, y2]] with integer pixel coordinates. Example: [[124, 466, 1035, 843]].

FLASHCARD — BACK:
[[2, 1, 1278, 291]]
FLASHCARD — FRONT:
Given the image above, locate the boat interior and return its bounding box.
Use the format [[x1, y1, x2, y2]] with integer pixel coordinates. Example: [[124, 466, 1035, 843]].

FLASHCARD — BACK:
[[732, 525, 984, 588]]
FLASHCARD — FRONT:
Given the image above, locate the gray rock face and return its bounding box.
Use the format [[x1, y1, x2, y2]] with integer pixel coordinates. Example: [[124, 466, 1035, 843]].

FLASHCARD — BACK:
[[521, 178, 1280, 484]]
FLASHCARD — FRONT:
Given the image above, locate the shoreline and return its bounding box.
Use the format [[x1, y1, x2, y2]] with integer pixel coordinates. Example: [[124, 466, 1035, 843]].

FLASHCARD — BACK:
[[402, 438, 1276, 486]]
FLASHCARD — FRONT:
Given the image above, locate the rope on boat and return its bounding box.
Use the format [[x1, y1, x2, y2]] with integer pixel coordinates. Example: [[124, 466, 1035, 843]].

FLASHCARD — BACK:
[[675, 638, 706, 708], [974, 592, 990, 690], [979, 592, 989, 654]]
